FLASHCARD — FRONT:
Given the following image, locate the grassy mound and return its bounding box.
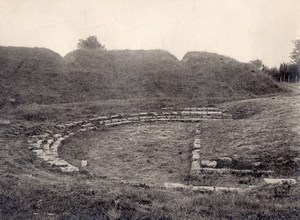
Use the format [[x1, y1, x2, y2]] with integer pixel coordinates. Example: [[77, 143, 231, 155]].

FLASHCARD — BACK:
[[0, 47, 285, 107], [182, 51, 283, 99], [64, 49, 188, 101], [0, 46, 67, 106]]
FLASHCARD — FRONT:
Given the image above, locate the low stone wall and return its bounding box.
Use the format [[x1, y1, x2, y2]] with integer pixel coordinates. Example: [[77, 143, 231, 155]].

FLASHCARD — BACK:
[[28, 107, 232, 173], [190, 123, 274, 177]]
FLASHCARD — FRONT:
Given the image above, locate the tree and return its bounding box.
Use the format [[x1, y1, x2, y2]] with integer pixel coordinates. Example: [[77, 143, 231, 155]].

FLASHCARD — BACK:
[[77, 36, 106, 50], [291, 39, 300, 65], [279, 63, 288, 81], [265, 67, 280, 81], [290, 39, 300, 82], [250, 59, 263, 70]]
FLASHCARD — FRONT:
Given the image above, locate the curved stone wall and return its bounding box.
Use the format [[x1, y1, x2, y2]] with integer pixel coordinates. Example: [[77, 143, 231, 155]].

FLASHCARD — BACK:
[[27, 107, 231, 173], [27, 107, 297, 193]]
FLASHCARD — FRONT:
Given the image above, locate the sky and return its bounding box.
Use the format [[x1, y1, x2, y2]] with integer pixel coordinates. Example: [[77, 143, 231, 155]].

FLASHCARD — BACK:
[[0, 0, 300, 67]]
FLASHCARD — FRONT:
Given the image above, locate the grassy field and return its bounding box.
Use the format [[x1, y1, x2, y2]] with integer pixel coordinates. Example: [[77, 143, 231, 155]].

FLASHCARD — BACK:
[[60, 123, 194, 185]]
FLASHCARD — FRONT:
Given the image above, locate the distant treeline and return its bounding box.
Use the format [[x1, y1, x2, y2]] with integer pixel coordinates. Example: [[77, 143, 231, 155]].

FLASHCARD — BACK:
[[264, 63, 300, 83], [263, 39, 300, 83]]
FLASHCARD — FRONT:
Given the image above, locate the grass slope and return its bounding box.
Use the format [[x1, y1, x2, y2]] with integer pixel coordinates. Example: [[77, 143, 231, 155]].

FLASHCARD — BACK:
[[182, 51, 283, 99], [0, 47, 285, 108], [0, 46, 67, 106]]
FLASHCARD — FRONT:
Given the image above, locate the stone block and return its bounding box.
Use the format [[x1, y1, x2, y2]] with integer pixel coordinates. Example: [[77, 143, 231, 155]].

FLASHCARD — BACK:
[[43, 144, 50, 151], [89, 118, 99, 122], [164, 182, 191, 190], [211, 111, 223, 115], [47, 139, 54, 144], [111, 114, 122, 119], [200, 168, 231, 174], [32, 149, 45, 157], [140, 116, 153, 120], [39, 155, 55, 162], [38, 133, 49, 138], [149, 112, 158, 116], [97, 116, 109, 120], [128, 117, 139, 121], [81, 160, 88, 167], [263, 178, 297, 185], [65, 123, 76, 128], [181, 111, 190, 116], [81, 123, 92, 128], [48, 143, 59, 153], [121, 120, 131, 124], [192, 186, 215, 192], [201, 160, 217, 168], [60, 165, 79, 173], [193, 139, 201, 149], [48, 159, 69, 167], [215, 187, 245, 193], [30, 142, 42, 149], [157, 118, 169, 121], [56, 125, 66, 129], [191, 161, 201, 172], [110, 122, 123, 126], [74, 121, 84, 125], [192, 150, 200, 161]]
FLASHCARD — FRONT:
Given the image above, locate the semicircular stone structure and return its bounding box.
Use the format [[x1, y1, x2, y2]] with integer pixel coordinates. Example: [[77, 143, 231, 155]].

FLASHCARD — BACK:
[[27, 107, 232, 173]]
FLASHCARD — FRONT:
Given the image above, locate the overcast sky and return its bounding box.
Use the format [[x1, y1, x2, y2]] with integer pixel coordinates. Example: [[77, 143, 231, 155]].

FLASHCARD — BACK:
[[0, 0, 299, 67]]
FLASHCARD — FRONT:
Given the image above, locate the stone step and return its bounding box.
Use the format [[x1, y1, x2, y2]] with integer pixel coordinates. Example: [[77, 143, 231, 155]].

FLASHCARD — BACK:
[[164, 182, 248, 193], [199, 168, 274, 175], [192, 150, 200, 161], [193, 139, 201, 149], [60, 165, 79, 173], [263, 178, 297, 185]]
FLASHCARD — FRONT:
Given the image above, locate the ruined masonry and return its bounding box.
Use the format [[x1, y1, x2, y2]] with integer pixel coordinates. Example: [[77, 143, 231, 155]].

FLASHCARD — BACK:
[[28, 106, 298, 192], [185, 122, 297, 192], [28, 107, 231, 173]]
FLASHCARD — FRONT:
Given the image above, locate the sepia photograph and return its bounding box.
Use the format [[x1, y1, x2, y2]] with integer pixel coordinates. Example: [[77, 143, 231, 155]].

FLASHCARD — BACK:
[[0, 0, 300, 219]]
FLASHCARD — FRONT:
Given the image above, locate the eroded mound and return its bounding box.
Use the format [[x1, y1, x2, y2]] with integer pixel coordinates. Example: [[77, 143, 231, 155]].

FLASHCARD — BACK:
[[0, 46, 285, 107]]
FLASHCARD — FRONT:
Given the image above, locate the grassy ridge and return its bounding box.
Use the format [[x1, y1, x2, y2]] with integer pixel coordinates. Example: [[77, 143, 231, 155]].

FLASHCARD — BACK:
[[0, 47, 285, 107]]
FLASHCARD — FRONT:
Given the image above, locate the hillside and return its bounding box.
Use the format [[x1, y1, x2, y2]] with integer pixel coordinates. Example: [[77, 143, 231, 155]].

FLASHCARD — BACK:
[[64, 49, 187, 101], [0, 47, 285, 107], [182, 51, 282, 98], [0, 46, 67, 106]]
